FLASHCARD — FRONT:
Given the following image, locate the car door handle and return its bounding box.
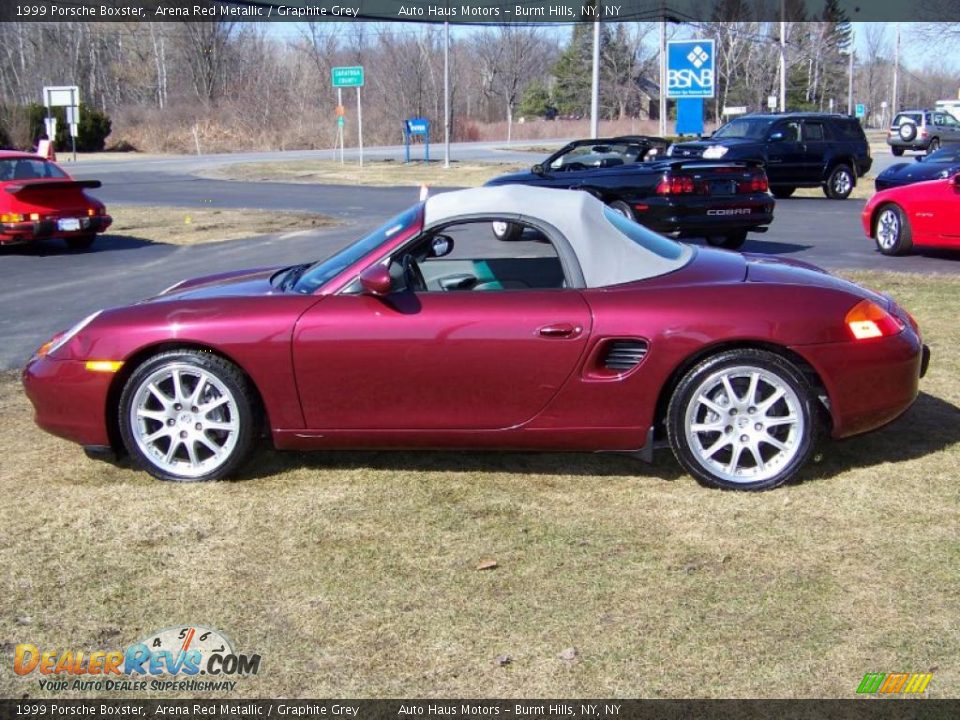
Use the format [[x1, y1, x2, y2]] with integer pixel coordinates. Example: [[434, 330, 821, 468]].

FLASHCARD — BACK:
[[538, 323, 581, 338]]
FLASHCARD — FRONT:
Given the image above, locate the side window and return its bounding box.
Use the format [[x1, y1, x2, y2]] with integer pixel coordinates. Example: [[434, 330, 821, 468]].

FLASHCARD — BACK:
[[802, 122, 825, 141], [777, 121, 801, 142], [945, 114, 959, 127], [385, 220, 567, 294]]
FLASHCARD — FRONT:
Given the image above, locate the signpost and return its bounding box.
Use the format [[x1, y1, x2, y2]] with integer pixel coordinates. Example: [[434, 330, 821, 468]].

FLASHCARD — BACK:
[[332, 66, 364, 168], [42, 85, 80, 161], [403, 118, 430, 164], [855, 103, 866, 119]]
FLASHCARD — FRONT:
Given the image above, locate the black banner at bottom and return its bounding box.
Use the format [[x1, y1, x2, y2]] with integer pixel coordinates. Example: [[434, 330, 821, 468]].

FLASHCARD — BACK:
[[0, 700, 958, 720]]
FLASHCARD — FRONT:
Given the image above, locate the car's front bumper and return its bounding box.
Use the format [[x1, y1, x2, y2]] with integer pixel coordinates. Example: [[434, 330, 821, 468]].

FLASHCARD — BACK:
[[0, 215, 112, 244], [22, 356, 114, 447]]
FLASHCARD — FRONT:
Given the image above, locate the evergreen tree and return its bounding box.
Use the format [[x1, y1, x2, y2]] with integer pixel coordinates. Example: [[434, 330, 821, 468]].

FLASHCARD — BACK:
[[551, 23, 594, 116]]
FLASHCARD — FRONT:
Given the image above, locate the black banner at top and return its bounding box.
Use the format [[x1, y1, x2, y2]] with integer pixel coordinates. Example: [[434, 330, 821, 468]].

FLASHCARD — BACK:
[[2, 0, 960, 23]]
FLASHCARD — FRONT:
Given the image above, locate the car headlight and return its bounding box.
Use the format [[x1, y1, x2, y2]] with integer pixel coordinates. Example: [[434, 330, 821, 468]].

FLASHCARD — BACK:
[[937, 169, 950, 179], [36, 310, 102, 359], [702, 145, 729, 159]]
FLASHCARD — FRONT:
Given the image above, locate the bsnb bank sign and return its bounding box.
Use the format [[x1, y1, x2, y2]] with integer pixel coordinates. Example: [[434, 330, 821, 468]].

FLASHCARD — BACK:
[[666, 40, 716, 98]]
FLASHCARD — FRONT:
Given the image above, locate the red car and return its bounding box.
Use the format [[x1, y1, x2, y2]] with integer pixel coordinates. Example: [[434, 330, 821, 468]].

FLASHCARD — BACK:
[[0, 151, 111, 249], [23, 186, 928, 491], [863, 172, 960, 255]]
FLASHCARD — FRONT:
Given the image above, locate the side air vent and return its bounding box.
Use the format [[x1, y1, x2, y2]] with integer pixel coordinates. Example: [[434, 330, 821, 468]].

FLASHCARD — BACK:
[[602, 340, 649, 372]]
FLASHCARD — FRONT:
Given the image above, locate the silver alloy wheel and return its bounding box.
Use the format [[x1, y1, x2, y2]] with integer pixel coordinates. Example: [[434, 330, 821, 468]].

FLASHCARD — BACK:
[[683, 365, 805, 484], [876, 208, 900, 250], [129, 362, 240, 479], [491, 221, 509, 237], [832, 169, 853, 196]]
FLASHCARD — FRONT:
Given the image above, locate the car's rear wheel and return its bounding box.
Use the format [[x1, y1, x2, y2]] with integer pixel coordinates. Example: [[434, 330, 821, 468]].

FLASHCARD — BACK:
[[65, 234, 95, 250], [891, 147, 904, 157], [824, 164, 855, 199], [608, 200, 635, 220], [119, 350, 260, 482], [705, 231, 747, 250], [927, 138, 940, 154], [667, 349, 819, 491], [770, 186, 796, 199], [874, 203, 913, 256], [491, 221, 523, 242]]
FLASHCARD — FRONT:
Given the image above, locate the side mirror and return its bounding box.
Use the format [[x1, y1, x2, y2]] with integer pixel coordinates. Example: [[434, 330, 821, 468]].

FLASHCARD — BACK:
[[359, 265, 393, 296], [531, 163, 545, 176], [915, 155, 924, 162], [768, 131, 784, 142], [952, 173, 960, 188], [429, 234, 454, 258]]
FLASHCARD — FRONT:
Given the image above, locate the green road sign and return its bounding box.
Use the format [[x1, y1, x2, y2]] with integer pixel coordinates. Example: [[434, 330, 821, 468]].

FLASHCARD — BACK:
[[337, 116, 345, 127], [332, 66, 364, 88], [855, 103, 866, 118]]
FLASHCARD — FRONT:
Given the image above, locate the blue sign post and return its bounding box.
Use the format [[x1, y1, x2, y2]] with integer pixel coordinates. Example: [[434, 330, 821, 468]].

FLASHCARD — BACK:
[[404, 118, 430, 164], [855, 103, 866, 119], [666, 40, 716, 100]]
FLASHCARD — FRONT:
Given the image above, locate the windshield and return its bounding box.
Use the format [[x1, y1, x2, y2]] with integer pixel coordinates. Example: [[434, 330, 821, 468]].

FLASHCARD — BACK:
[[0, 158, 68, 181], [925, 147, 960, 163], [712, 118, 775, 139], [292, 205, 422, 294]]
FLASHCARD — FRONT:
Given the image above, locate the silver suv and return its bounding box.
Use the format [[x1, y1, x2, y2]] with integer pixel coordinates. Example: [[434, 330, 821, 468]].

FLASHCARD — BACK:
[[888, 109, 960, 155]]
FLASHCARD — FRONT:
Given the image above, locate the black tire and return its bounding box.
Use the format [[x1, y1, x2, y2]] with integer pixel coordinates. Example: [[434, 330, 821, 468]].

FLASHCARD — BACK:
[[823, 164, 855, 200], [705, 231, 747, 250], [770, 186, 796, 199], [666, 349, 820, 491], [873, 203, 913, 256], [65, 234, 95, 250], [608, 200, 635, 220], [927, 138, 940, 155], [491, 221, 523, 242], [891, 147, 904, 157], [119, 350, 260, 482]]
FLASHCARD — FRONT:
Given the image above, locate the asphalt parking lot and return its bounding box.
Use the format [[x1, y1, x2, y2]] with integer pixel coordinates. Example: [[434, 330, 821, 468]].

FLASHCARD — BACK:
[[1, 150, 958, 371]]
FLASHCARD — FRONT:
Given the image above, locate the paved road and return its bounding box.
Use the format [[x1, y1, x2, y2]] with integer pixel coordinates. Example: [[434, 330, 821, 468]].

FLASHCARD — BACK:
[[1, 145, 956, 370]]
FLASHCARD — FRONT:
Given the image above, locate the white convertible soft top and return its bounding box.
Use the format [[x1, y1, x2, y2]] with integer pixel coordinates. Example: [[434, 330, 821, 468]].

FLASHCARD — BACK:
[[423, 185, 693, 288]]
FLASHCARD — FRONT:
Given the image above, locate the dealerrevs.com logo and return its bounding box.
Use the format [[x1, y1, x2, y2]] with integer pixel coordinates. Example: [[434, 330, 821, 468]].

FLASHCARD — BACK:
[[14, 625, 260, 693]]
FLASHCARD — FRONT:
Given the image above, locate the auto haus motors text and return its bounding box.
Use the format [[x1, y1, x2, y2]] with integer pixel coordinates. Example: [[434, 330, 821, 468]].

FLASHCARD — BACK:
[[13, 642, 260, 691]]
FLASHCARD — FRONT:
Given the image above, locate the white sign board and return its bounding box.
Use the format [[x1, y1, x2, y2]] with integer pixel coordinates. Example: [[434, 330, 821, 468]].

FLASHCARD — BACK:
[[767, 95, 778, 110], [43, 85, 79, 108], [722, 106, 748, 116]]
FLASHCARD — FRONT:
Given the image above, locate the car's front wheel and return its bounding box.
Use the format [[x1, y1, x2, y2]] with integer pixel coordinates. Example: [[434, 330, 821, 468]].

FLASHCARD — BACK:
[[119, 350, 260, 482], [927, 138, 940, 155], [608, 200, 635, 220], [667, 349, 819, 491], [874, 203, 913, 256], [824, 164, 855, 199], [491, 221, 523, 242]]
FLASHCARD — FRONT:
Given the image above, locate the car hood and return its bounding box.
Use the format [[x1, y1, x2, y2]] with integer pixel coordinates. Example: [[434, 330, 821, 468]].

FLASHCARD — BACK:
[[878, 161, 957, 183], [145, 266, 284, 303]]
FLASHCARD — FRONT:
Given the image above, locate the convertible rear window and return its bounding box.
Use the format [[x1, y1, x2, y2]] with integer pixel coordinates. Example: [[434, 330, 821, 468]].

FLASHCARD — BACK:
[[603, 207, 684, 261]]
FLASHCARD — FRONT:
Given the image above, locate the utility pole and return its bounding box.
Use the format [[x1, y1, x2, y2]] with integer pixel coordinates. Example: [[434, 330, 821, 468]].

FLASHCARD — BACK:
[[779, 0, 786, 112], [590, 7, 601, 138], [847, 49, 854, 115], [892, 23, 901, 117], [658, 14, 666, 136], [443, 21, 450, 167]]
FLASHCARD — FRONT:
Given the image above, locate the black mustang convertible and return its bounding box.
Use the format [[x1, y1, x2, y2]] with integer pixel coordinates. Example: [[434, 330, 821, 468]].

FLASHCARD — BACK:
[[485, 136, 775, 249]]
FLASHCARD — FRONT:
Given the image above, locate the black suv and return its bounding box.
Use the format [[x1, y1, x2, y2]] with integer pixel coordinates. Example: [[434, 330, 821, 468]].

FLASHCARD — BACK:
[[668, 113, 872, 199]]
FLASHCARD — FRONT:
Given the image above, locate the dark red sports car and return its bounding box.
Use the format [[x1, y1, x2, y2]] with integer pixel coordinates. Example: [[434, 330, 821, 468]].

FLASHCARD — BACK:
[[0, 150, 111, 249], [863, 172, 960, 255], [24, 187, 928, 490]]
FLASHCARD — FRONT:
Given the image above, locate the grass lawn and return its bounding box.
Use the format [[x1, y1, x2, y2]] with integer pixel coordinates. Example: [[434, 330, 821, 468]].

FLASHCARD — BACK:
[[206, 160, 527, 188], [105, 205, 338, 246], [0, 270, 957, 699]]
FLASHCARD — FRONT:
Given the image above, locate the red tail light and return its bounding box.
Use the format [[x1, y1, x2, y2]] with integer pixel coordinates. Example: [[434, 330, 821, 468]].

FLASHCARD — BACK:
[[655, 174, 697, 195], [737, 175, 769, 193], [845, 300, 904, 340]]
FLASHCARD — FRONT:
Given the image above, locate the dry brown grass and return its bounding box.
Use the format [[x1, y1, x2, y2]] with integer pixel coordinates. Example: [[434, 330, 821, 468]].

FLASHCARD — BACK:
[[106, 205, 337, 246], [205, 159, 526, 188], [0, 270, 957, 699]]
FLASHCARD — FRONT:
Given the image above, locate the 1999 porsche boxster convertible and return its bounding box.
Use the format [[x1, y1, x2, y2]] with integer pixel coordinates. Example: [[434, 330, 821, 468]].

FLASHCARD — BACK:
[[23, 186, 928, 490]]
